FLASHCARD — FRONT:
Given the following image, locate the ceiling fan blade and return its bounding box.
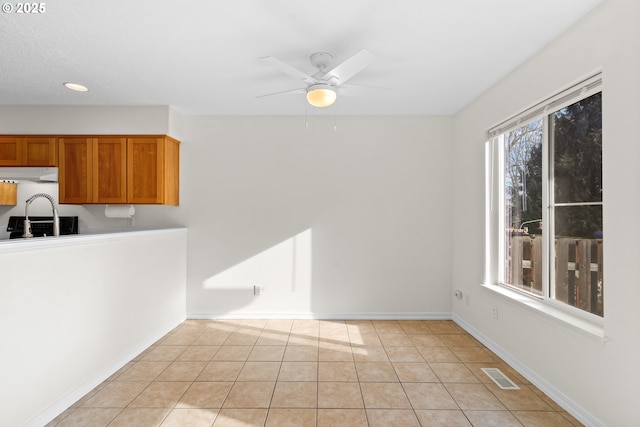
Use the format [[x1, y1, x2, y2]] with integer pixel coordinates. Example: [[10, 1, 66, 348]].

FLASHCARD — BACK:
[[322, 49, 375, 86], [256, 87, 306, 99], [261, 56, 317, 84]]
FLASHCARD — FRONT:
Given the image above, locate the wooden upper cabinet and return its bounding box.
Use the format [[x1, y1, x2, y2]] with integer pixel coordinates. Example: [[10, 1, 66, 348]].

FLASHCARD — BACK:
[[59, 136, 128, 204], [0, 136, 57, 166], [128, 136, 179, 205], [23, 137, 57, 166], [58, 137, 92, 204], [163, 136, 180, 206], [93, 137, 127, 204], [8, 134, 181, 205], [0, 137, 23, 165]]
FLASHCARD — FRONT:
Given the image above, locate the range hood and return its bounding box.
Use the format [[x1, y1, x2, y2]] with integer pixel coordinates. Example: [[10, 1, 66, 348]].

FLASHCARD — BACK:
[[0, 167, 58, 182]]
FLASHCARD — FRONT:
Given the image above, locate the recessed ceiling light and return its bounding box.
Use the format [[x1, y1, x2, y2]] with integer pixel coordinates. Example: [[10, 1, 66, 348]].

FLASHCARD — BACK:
[[63, 82, 89, 92]]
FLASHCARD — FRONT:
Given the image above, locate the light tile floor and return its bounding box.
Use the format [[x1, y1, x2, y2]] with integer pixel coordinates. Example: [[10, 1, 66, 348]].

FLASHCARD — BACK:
[[47, 320, 583, 427]]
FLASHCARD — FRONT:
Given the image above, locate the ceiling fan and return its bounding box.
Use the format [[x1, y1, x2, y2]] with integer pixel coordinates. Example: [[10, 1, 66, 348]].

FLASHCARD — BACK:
[[259, 49, 376, 108]]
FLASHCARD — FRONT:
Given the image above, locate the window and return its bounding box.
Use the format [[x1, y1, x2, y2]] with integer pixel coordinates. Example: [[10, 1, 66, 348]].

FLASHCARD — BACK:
[[487, 75, 603, 318]]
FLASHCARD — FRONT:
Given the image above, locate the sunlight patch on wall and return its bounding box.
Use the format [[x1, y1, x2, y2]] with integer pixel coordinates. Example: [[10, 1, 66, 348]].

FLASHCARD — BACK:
[[203, 229, 312, 297]]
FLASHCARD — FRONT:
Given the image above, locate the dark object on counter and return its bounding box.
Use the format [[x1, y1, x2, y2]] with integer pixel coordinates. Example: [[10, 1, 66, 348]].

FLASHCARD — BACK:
[[7, 216, 78, 239]]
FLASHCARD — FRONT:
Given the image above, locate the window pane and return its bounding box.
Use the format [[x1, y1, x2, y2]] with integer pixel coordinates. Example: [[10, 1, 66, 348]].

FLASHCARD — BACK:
[[551, 92, 604, 317], [553, 93, 602, 203], [553, 202, 603, 316], [554, 204, 603, 239], [503, 119, 543, 296]]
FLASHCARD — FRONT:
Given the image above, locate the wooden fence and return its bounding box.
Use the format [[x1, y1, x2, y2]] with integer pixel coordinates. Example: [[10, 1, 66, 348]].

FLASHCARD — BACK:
[[507, 235, 603, 316]]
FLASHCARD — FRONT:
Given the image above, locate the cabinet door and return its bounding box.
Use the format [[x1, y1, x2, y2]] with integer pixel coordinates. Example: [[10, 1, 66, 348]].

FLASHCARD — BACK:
[[163, 136, 180, 206], [59, 137, 93, 204], [93, 137, 127, 203], [0, 182, 17, 205], [127, 137, 164, 204], [0, 136, 23, 165], [23, 137, 57, 166]]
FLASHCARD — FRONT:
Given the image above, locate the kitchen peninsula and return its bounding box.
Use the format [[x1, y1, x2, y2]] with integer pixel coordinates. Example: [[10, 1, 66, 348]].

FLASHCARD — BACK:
[[0, 228, 187, 426]]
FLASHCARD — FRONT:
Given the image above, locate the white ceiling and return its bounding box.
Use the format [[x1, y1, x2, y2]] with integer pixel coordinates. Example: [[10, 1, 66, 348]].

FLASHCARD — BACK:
[[0, 0, 602, 116]]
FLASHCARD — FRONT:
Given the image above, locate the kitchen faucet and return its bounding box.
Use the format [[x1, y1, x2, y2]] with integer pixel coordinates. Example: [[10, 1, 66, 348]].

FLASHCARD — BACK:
[[22, 193, 60, 238]]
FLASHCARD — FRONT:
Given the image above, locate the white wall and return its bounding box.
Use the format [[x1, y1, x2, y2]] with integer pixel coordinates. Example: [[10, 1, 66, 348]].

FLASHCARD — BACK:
[[0, 105, 170, 134], [451, 0, 640, 425], [179, 115, 454, 318]]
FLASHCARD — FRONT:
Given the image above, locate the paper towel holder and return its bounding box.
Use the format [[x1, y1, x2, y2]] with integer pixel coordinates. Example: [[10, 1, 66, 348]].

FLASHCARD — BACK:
[[104, 204, 136, 219]]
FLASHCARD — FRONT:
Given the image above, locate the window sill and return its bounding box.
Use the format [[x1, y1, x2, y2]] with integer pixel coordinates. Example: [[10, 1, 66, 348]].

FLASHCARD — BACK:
[[480, 283, 606, 342]]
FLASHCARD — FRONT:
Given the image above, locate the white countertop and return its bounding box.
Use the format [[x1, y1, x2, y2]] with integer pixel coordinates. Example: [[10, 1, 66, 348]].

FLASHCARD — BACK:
[[0, 227, 187, 252]]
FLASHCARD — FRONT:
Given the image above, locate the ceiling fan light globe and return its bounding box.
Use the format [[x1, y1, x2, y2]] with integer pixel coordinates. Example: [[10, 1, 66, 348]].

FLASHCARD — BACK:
[[306, 84, 337, 108]]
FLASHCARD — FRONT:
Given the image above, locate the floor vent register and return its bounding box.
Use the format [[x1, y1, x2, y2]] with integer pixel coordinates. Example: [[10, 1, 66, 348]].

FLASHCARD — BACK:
[[481, 368, 520, 390]]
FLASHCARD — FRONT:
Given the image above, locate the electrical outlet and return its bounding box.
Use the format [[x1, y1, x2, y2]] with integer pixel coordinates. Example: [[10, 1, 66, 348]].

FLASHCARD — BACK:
[[454, 290, 463, 299], [491, 306, 499, 319], [253, 285, 262, 295]]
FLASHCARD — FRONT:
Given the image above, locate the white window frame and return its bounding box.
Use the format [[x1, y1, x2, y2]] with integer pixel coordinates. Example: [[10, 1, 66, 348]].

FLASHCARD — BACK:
[[484, 73, 604, 335]]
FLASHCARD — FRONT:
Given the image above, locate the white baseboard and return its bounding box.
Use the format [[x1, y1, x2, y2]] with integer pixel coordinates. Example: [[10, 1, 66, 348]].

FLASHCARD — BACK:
[[452, 314, 605, 427], [28, 316, 185, 427], [188, 311, 452, 320]]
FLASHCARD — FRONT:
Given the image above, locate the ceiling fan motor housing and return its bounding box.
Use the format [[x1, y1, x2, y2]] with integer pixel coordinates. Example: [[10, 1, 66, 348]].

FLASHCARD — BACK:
[[309, 52, 333, 71]]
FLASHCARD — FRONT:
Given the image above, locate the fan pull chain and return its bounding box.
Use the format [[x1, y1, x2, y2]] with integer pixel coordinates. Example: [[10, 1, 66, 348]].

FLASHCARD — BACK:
[[305, 102, 309, 129]]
